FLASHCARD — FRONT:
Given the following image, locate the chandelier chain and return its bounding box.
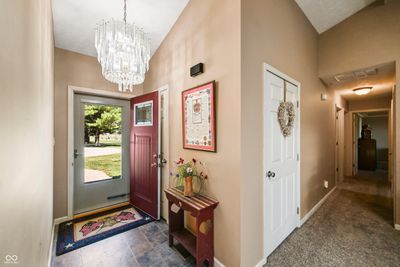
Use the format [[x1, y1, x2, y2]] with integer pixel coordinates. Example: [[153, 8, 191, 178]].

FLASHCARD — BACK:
[[123, 0, 127, 23]]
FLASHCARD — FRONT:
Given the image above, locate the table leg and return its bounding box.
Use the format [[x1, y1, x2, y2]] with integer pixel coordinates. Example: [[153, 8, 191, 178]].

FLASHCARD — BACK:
[[196, 209, 214, 267], [168, 200, 184, 247]]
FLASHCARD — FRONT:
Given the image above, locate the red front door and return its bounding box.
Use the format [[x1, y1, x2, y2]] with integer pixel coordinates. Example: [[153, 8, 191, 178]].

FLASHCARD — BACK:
[[130, 91, 159, 219]]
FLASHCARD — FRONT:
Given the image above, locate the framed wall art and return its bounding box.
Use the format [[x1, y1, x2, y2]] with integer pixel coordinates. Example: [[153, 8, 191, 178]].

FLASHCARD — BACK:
[[182, 81, 216, 152]]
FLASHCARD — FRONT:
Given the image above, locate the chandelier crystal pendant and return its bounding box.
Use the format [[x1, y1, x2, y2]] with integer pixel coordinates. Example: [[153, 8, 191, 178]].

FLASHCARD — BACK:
[[95, 0, 150, 92]]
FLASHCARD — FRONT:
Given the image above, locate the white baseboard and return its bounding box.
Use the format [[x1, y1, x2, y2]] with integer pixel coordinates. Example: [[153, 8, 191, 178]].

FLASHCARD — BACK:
[[395, 224, 400, 230], [47, 222, 55, 267], [255, 257, 267, 267], [300, 186, 336, 226], [54, 216, 70, 225], [214, 257, 225, 267]]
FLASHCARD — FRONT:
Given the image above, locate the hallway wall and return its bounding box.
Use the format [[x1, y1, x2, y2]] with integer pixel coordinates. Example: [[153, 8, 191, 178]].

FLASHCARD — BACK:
[[348, 97, 392, 111], [53, 48, 142, 218], [318, 0, 400, 224], [241, 0, 336, 265], [0, 0, 54, 266], [139, 0, 241, 265]]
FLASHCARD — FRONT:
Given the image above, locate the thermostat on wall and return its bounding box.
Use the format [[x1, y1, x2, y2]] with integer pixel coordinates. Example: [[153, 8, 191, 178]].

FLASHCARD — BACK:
[[190, 63, 204, 77]]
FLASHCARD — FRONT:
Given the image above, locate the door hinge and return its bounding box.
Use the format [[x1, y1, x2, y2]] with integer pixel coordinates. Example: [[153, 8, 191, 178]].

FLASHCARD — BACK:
[[297, 154, 300, 161], [336, 168, 339, 172], [297, 101, 299, 108], [297, 207, 300, 215]]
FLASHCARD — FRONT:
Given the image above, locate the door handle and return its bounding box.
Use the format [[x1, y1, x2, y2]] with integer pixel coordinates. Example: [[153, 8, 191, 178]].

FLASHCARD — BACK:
[[151, 162, 158, 168], [74, 149, 83, 158], [161, 159, 167, 165], [266, 171, 276, 179]]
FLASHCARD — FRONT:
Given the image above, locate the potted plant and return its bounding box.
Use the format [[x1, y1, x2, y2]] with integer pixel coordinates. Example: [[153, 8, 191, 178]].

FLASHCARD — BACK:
[[171, 158, 208, 197]]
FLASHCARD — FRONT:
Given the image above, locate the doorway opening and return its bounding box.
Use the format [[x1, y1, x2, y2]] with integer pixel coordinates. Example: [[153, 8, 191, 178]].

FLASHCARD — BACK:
[[341, 110, 392, 198], [73, 94, 130, 215], [323, 61, 396, 225], [67, 86, 169, 221]]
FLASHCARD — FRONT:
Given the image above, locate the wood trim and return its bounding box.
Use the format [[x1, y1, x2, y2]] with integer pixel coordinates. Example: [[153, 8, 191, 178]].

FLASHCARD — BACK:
[[73, 202, 130, 219]]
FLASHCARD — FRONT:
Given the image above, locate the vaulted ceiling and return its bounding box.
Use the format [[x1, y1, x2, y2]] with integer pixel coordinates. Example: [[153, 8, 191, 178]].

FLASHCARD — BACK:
[[52, 0, 189, 57], [295, 0, 376, 33]]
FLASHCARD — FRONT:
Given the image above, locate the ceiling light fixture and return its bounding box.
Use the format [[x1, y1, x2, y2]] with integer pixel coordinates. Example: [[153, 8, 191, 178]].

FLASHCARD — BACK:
[[95, 0, 150, 92], [353, 87, 372, 96]]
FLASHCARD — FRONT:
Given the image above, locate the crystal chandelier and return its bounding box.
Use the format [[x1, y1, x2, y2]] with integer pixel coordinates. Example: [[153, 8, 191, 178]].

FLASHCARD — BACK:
[[95, 0, 150, 92]]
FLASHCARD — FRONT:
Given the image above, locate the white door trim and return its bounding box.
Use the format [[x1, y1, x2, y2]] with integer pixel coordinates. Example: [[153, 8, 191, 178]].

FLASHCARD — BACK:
[[67, 85, 136, 219], [153, 85, 169, 221], [263, 63, 301, 258]]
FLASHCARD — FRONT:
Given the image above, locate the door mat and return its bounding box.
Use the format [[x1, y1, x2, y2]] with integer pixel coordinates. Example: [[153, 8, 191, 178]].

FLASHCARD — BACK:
[[56, 205, 152, 255]]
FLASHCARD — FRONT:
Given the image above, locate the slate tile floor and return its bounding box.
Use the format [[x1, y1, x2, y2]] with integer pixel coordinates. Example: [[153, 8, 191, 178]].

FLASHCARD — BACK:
[[52, 221, 196, 267]]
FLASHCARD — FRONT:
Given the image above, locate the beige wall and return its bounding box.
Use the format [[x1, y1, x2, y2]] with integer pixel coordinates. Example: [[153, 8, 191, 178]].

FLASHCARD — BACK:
[[319, 0, 400, 224], [348, 97, 392, 111], [241, 0, 336, 265], [0, 0, 54, 266], [53, 48, 141, 218], [140, 0, 241, 265]]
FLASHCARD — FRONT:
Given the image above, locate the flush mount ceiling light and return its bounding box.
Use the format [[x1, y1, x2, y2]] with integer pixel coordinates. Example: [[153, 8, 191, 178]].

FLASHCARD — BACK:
[[95, 0, 150, 92], [353, 87, 372, 96]]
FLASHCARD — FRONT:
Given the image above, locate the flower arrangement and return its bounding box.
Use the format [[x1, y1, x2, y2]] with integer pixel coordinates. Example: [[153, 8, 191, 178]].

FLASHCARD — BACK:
[[171, 157, 208, 197]]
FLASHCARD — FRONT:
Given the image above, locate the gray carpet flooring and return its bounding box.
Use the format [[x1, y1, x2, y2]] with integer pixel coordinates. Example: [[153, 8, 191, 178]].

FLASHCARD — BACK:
[[266, 189, 400, 267]]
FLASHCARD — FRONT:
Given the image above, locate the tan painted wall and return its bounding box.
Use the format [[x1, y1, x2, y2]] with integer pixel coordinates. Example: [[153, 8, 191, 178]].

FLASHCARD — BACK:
[[53, 48, 142, 218], [241, 0, 336, 265], [140, 0, 241, 265], [319, 0, 400, 224], [0, 0, 54, 266], [348, 97, 392, 111]]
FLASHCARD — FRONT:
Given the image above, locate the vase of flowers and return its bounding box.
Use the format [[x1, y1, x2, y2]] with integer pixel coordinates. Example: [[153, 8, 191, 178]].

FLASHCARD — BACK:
[[172, 158, 208, 197]]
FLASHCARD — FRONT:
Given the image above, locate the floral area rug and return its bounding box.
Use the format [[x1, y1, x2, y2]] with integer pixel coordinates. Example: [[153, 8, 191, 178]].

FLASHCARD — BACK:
[[56, 205, 152, 255]]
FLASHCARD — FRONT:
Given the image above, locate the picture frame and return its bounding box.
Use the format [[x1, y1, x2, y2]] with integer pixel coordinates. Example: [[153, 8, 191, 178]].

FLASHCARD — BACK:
[[182, 81, 216, 152]]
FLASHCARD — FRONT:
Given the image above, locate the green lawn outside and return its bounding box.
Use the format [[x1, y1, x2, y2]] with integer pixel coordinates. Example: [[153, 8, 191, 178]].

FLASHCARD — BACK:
[[85, 153, 122, 178]]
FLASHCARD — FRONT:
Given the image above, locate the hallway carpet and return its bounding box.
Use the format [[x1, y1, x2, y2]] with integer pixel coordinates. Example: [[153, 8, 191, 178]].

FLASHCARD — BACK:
[[265, 189, 400, 267]]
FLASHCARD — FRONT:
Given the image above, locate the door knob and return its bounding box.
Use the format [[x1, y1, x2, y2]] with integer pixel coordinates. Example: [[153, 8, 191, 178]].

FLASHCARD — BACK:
[[266, 171, 276, 179], [161, 159, 167, 164], [151, 162, 158, 168]]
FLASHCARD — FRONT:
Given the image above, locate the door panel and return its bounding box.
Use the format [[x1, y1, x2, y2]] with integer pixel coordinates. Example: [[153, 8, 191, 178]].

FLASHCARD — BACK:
[[73, 94, 130, 215], [130, 92, 159, 219], [264, 71, 299, 257]]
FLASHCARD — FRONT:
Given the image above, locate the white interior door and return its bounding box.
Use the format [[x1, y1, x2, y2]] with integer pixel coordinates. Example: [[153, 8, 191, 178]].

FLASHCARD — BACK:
[[264, 68, 300, 257], [73, 94, 130, 215]]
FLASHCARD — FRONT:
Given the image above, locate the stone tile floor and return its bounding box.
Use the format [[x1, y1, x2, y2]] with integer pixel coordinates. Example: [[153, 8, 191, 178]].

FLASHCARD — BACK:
[[52, 220, 196, 267]]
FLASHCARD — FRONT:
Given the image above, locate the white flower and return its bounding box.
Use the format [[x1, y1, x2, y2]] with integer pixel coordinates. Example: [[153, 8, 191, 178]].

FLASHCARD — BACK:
[[186, 167, 193, 174]]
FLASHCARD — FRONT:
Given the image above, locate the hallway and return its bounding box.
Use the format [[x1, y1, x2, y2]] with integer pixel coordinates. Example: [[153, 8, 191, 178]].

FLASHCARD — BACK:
[[266, 189, 399, 267], [339, 170, 392, 198]]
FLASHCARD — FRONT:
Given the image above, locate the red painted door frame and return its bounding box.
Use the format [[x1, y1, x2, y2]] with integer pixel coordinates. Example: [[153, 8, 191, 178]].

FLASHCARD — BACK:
[[130, 91, 159, 219]]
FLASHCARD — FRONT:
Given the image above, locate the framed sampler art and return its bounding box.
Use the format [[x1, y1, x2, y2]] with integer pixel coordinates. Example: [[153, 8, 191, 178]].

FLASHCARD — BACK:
[[182, 81, 216, 152]]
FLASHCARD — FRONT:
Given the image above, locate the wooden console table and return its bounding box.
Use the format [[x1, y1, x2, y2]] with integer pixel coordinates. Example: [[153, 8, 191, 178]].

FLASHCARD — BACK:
[[165, 188, 219, 267]]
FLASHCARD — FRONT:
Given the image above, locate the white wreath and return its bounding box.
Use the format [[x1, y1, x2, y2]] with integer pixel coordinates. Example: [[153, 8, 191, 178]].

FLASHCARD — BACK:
[[278, 101, 296, 137]]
